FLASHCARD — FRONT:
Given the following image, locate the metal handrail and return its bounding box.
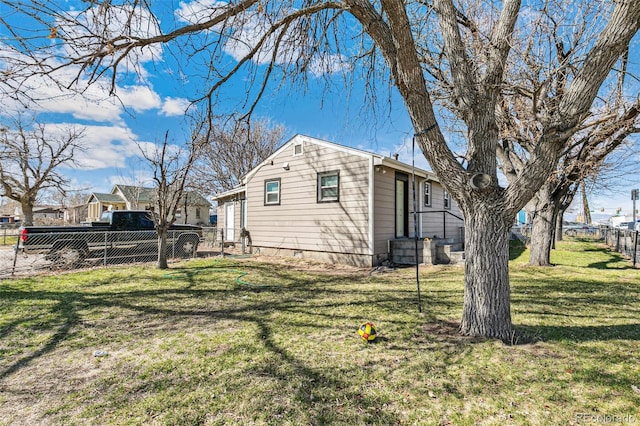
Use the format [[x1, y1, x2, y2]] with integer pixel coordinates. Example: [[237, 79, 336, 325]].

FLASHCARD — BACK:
[[413, 209, 464, 240]]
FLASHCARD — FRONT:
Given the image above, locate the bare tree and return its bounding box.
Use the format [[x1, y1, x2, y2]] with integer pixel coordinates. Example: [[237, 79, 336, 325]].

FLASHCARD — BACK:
[[140, 128, 205, 269], [496, 30, 640, 266], [1, 1, 639, 340], [192, 116, 286, 194], [0, 117, 84, 226], [528, 103, 640, 265]]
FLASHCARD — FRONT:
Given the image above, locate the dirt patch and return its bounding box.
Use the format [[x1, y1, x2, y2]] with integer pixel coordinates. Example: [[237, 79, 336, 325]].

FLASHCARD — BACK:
[[231, 254, 373, 277], [421, 320, 490, 344]]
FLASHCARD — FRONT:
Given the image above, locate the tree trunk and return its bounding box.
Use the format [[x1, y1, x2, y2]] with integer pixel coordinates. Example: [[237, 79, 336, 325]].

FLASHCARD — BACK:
[[460, 205, 514, 342], [581, 183, 592, 224], [555, 208, 564, 242], [529, 203, 557, 266], [21, 200, 34, 226], [157, 229, 169, 269]]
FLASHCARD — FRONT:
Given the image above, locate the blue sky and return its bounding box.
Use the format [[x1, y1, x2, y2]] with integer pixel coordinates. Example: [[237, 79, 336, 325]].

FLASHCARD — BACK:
[[0, 1, 638, 221]]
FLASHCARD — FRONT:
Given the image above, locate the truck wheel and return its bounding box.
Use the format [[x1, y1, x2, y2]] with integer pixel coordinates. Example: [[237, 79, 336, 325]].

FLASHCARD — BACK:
[[51, 246, 87, 268], [176, 236, 199, 258]]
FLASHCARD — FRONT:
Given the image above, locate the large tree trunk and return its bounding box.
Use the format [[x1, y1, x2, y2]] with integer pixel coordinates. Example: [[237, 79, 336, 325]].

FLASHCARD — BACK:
[[460, 205, 514, 342], [20, 200, 34, 226], [529, 203, 557, 266]]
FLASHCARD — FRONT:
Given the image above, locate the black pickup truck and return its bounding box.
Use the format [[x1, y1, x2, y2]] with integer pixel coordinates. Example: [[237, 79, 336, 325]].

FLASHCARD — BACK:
[[18, 210, 203, 266]]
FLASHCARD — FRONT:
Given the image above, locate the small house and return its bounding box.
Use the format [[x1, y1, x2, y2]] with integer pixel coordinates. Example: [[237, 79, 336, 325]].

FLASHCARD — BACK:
[[213, 135, 464, 267]]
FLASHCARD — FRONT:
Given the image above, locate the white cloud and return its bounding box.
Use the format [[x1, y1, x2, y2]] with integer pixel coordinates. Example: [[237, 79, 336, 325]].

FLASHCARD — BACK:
[[45, 123, 144, 170], [118, 86, 162, 112], [308, 54, 353, 77], [176, 0, 350, 77], [108, 171, 154, 188], [0, 43, 167, 123], [161, 97, 191, 116], [176, 0, 227, 25], [61, 4, 163, 71]]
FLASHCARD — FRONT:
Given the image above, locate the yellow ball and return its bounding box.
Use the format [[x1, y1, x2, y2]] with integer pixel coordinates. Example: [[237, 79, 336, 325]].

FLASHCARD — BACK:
[[358, 322, 377, 342]]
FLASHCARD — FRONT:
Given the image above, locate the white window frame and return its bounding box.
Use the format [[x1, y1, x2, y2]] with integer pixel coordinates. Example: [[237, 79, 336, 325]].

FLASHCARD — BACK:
[[264, 178, 281, 205], [317, 171, 340, 203], [424, 181, 432, 207], [293, 142, 304, 156], [444, 190, 451, 210]]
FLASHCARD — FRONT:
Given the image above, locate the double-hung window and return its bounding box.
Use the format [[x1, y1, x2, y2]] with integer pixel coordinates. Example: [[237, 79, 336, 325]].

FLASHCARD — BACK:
[[444, 190, 451, 209], [264, 178, 281, 205], [424, 181, 432, 207], [318, 171, 339, 203]]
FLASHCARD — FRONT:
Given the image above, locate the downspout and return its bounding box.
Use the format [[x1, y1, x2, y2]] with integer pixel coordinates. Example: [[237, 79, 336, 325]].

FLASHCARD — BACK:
[[369, 156, 375, 263]]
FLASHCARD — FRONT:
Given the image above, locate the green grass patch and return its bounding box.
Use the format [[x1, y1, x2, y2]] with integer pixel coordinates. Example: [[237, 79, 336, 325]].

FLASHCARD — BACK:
[[1, 242, 639, 425]]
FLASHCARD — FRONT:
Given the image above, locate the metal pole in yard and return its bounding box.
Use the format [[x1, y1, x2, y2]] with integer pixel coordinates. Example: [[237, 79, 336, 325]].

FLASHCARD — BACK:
[[634, 231, 638, 268], [411, 134, 422, 313], [443, 211, 446, 239], [11, 237, 19, 276], [220, 228, 225, 258]]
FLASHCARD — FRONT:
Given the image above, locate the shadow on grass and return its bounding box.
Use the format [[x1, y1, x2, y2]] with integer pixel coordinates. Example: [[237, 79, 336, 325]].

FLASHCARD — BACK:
[[586, 247, 634, 270], [0, 260, 430, 424], [517, 323, 640, 342], [509, 239, 527, 261]]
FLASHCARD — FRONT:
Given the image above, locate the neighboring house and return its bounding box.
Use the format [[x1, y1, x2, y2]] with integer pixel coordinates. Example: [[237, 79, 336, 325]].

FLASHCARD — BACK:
[[63, 204, 89, 224], [213, 135, 464, 267], [87, 184, 211, 225], [0, 215, 18, 224], [33, 206, 65, 222]]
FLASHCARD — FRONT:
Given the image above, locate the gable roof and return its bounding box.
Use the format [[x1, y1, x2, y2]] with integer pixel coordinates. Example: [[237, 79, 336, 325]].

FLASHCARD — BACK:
[[87, 192, 126, 204], [113, 185, 156, 203], [243, 134, 439, 184], [181, 191, 212, 207], [114, 185, 211, 207]]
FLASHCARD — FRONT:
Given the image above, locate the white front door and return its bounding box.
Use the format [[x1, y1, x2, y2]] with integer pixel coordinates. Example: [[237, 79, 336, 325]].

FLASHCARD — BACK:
[[225, 203, 235, 241]]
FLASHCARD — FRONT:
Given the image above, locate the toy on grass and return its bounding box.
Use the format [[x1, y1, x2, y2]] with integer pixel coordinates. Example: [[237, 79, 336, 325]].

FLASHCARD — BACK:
[[357, 322, 377, 342]]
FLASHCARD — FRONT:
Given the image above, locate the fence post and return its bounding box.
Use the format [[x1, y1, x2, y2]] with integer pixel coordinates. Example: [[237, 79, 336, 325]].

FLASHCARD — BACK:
[[220, 228, 224, 257], [104, 232, 108, 266], [633, 231, 638, 268]]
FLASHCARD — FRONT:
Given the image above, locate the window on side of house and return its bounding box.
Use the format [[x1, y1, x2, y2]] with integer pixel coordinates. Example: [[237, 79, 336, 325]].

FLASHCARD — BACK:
[[195, 207, 201, 219], [293, 142, 303, 156], [318, 171, 340, 203], [264, 178, 281, 205], [424, 181, 432, 207], [444, 190, 451, 209]]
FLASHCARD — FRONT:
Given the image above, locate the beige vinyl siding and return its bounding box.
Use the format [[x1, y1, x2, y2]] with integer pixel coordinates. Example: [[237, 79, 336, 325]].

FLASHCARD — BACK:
[[373, 167, 396, 255], [420, 180, 464, 239], [246, 141, 371, 256]]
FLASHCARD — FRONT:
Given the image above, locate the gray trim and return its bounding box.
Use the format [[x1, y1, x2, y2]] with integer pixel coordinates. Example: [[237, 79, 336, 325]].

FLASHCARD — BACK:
[[317, 170, 340, 203], [264, 178, 281, 206]]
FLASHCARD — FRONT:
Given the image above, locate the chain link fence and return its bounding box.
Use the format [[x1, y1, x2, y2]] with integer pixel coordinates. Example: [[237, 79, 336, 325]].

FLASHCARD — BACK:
[[600, 226, 640, 266], [1, 229, 202, 277], [199, 227, 251, 255], [0, 225, 20, 247]]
